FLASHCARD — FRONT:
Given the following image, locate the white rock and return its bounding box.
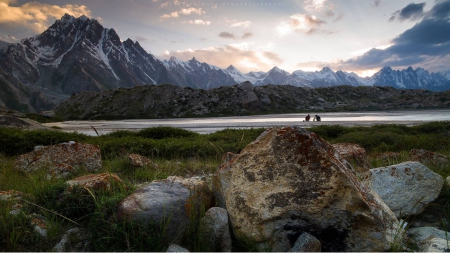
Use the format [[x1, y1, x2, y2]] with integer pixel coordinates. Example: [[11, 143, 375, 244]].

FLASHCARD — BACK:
[[362, 161, 444, 218]]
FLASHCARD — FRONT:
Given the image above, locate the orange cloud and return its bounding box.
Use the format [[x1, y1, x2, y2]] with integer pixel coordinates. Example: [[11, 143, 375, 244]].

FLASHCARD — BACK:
[[160, 7, 205, 19], [0, 0, 91, 33], [182, 19, 211, 25], [162, 44, 283, 73]]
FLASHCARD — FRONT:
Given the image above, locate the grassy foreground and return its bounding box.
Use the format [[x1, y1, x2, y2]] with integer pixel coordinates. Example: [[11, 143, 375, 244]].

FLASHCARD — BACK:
[[0, 123, 449, 251]]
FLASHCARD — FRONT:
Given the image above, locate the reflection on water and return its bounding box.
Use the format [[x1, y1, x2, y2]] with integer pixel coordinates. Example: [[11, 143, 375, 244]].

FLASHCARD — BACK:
[[44, 109, 450, 136]]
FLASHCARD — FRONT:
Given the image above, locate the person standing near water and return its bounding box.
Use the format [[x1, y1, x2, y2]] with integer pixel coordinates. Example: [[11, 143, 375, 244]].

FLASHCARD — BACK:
[[313, 115, 321, 121], [305, 114, 311, 122]]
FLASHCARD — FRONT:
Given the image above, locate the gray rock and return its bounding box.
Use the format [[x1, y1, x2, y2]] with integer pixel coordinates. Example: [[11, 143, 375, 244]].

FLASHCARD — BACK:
[[116, 176, 213, 244], [39, 110, 56, 118], [238, 81, 259, 111], [237, 81, 254, 92], [242, 92, 259, 111], [52, 228, 89, 252], [407, 227, 450, 252], [166, 244, 189, 252], [218, 126, 398, 252], [213, 157, 234, 209], [291, 232, 321, 252], [198, 207, 232, 252], [362, 161, 444, 218]]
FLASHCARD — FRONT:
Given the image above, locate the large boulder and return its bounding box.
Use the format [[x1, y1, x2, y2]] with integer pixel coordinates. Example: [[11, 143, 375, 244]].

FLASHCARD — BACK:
[[116, 176, 214, 244], [362, 161, 444, 218], [332, 142, 371, 172], [14, 142, 101, 178], [216, 126, 398, 252], [238, 81, 259, 111]]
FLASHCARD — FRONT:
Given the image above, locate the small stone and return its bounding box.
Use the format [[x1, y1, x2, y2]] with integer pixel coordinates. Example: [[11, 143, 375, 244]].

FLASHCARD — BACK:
[[198, 207, 232, 252], [166, 244, 189, 252], [291, 232, 322, 252], [66, 173, 126, 191], [127, 153, 158, 168]]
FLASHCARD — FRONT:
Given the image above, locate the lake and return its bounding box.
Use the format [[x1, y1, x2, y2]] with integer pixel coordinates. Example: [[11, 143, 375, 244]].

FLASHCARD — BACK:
[[44, 109, 450, 136]]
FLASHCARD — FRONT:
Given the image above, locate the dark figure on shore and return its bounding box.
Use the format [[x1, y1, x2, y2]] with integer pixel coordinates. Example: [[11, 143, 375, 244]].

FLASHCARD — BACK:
[[305, 114, 310, 122], [313, 115, 321, 121]]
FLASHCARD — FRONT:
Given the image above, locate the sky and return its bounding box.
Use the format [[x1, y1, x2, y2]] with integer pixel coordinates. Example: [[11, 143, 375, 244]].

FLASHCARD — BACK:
[[0, 0, 449, 77]]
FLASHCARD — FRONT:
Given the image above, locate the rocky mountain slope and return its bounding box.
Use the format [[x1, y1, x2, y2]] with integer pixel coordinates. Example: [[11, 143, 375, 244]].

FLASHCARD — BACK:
[[1, 14, 450, 113], [0, 15, 237, 112], [55, 82, 450, 120]]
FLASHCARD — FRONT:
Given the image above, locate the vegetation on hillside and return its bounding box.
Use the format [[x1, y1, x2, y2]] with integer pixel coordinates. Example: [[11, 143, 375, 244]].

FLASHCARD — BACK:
[[1, 123, 449, 251]]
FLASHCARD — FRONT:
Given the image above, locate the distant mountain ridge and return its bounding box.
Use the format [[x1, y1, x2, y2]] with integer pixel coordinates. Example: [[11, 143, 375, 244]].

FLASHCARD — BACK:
[[0, 14, 450, 113]]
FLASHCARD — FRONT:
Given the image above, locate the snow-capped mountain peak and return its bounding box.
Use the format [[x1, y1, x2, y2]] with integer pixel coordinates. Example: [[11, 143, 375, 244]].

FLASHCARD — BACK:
[[226, 65, 242, 75]]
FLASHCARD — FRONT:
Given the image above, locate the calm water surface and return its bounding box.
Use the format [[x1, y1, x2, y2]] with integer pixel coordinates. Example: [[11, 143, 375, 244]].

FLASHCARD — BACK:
[[44, 109, 450, 136]]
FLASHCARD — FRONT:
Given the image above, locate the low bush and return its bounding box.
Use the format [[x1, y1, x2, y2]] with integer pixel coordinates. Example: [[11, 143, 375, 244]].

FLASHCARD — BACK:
[[0, 128, 88, 156], [136, 126, 199, 139], [309, 121, 450, 154]]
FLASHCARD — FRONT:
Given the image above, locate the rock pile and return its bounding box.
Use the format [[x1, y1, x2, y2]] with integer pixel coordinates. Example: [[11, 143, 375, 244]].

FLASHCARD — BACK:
[[14, 142, 101, 178]]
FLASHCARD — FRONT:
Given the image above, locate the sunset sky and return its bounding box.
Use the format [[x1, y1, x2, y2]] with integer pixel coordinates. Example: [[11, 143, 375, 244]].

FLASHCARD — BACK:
[[1, 0, 449, 76]]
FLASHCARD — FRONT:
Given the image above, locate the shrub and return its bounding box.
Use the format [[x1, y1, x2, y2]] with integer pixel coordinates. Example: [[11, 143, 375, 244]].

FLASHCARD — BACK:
[[136, 126, 199, 139], [0, 128, 88, 156]]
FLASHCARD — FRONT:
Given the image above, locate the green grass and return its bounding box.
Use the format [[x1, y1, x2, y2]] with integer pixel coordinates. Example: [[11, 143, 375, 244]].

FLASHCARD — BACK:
[[1, 123, 450, 251]]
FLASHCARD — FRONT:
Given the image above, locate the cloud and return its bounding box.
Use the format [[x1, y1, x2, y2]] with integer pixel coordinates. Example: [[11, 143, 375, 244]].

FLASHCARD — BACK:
[[277, 14, 328, 35], [389, 2, 426, 22], [324, 10, 335, 17], [161, 43, 283, 73], [135, 36, 158, 45], [241, 32, 253, 39], [230, 21, 251, 28], [219, 32, 254, 40], [182, 19, 211, 25], [304, 0, 329, 12], [333, 13, 344, 22], [160, 0, 181, 8], [160, 12, 179, 18], [372, 0, 381, 7], [219, 31, 236, 39], [0, 0, 91, 33], [160, 7, 205, 19], [0, 34, 19, 43], [333, 0, 450, 73], [180, 7, 205, 15]]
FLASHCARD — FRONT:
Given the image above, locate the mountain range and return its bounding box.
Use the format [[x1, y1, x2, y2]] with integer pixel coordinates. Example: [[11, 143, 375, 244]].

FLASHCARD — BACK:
[[1, 14, 450, 113]]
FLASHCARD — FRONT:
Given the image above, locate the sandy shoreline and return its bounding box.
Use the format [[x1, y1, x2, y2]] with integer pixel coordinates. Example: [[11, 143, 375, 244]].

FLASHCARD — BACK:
[[43, 109, 450, 135]]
